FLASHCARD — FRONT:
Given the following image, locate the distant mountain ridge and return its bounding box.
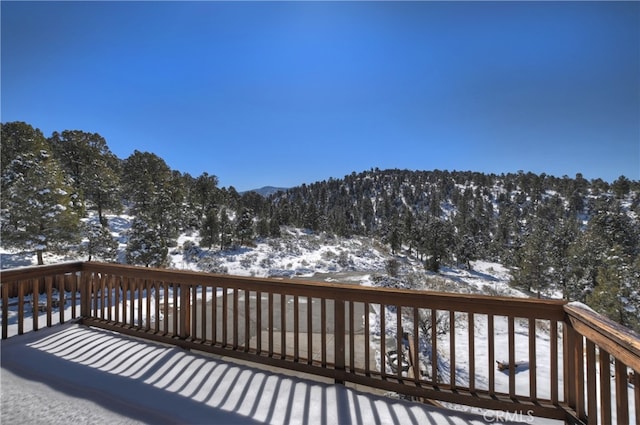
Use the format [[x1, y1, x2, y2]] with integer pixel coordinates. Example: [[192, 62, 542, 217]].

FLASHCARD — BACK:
[[244, 186, 288, 197]]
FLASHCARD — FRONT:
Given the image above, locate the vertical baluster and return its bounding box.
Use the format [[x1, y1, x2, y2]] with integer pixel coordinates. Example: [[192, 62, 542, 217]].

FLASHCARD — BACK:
[[145, 279, 152, 331], [256, 291, 262, 353], [633, 370, 639, 425], [212, 285, 219, 344], [100, 274, 107, 321], [529, 319, 537, 401], [564, 323, 573, 406], [245, 289, 250, 352], [32, 278, 39, 332], [17, 281, 24, 334], [222, 286, 228, 346], [82, 272, 91, 319], [488, 313, 495, 396], [93, 274, 100, 319], [585, 340, 597, 424], [307, 296, 312, 365], [550, 320, 558, 405], [231, 287, 238, 347], [364, 301, 370, 376], [183, 284, 192, 338], [431, 309, 437, 386], [615, 359, 629, 425], [106, 275, 112, 322], [280, 293, 286, 359], [575, 334, 585, 420], [450, 310, 456, 389], [508, 316, 515, 398], [138, 279, 144, 329], [350, 301, 355, 373], [321, 298, 326, 367], [334, 299, 345, 384], [121, 277, 128, 326], [46, 276, 53, 328], [172, 283, 178, 337], [71, 274, 77, 319], [201, 285, 207, 342], [58, 275, 65, 324], [294, 295, 299, 362], [413, 308, 420, 383], [397, 305, 403, 380], [191, 284, 198, 339], [268, 292, 274, 357], [154, 281, 160, 333], [469, 312, 475, 392], [2, 283, 9, 339], [380, 304, 386, 378], [599, 349, 611, 425], [114, 276, 121, 324]]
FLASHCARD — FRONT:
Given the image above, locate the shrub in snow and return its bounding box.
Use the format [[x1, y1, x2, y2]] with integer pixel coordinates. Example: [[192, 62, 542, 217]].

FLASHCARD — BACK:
[[197, 256, 228, 274], [240, 254, 257, 269], [182, 240, 203, 263]]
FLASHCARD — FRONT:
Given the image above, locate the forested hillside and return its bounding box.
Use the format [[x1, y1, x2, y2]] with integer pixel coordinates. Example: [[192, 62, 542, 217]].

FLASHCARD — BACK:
[[2, 121, 639, 330]]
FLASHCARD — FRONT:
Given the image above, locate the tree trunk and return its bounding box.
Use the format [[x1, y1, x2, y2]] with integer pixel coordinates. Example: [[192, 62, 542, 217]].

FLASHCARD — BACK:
[[37, 249, 44, 265]]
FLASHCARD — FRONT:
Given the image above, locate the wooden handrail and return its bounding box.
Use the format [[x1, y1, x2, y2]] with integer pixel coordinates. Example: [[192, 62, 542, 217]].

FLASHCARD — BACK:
[[0, 262, 83, 281], [564, 303, 640, 371]]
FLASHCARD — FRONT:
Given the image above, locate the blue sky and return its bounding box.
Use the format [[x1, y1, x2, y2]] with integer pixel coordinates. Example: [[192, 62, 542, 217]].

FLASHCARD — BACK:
[[2, 1, 638, 191]]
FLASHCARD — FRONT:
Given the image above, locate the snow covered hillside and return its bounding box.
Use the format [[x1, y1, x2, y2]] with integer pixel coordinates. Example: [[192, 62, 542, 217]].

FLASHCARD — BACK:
[[1, 212, 531, 301]]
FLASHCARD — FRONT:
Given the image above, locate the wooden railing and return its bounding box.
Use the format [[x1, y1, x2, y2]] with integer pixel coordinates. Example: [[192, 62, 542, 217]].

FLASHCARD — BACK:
[[1, 262, 638, 424]]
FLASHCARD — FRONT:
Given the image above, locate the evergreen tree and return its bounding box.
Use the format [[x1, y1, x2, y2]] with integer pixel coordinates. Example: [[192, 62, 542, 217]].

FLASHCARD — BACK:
[[421, 218, 453, 272], [586, 248, 640, 332], [80, 220, 118, 262], [121, 151, 183, 246], [512, 217, 550, 297], [1, 122, 81, 264], [192, 172, 219, 225], [612, 175, 631, 199], [200, 208, 220, 249], [49, 130, 121, 226], [219, 208, 233, 250], [235, 208, 255, 246], [125, 216, 169, 267]]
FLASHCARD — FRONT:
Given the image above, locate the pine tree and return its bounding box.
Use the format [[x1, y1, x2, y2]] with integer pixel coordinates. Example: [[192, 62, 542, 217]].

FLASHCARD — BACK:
[[235, 208, 254, 246], [125, 216, 168, 267], [80, 220, 118, 262], [512, 218, 550, 297], [121, 151, 183, 247], [1, 122, 81, 264], [49, 130, 121, 226], [192, 172, 219, 225], [200, 208, 220, 249], [218, 208, 233, 250], [586, 248, 640, 332]]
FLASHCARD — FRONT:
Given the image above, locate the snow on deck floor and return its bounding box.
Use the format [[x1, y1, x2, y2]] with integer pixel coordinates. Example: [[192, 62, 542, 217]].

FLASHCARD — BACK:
[[2, 324, 497, 425]]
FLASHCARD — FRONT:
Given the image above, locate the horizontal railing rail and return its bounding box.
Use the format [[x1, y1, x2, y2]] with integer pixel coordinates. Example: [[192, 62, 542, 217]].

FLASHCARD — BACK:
[[1, 261, 638, 424]]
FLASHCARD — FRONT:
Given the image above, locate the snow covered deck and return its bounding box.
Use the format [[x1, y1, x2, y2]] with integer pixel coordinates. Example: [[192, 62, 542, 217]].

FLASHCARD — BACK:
[[2, 323, 493, 424]]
